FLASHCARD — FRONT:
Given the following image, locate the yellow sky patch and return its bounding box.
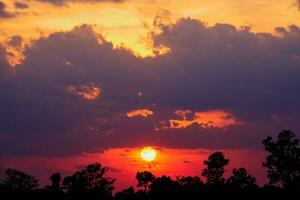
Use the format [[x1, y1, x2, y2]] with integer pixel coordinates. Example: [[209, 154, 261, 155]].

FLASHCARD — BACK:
[[1, 0, 300, 62]]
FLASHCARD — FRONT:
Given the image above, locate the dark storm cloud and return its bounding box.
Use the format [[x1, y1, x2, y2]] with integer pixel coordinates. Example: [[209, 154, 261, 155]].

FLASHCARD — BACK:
[[34, 0, 125, 6], [1, 17, 300, 156], [149, 19, 300, 117], [14, 2, 29, 9], [0, 1, 15, 18]]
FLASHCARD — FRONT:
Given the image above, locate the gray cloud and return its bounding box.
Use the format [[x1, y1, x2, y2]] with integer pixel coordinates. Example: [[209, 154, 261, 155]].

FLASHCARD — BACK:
[[0, 1, 15, 18], [1, 18, 300, 156], [7, 35, 23, 48], [14, 2, 29, 9]]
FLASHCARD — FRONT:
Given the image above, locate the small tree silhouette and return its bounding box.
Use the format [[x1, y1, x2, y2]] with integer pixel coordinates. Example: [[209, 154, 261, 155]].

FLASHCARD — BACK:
[[136, 171, 155, 192], [0, 168, 39, 192], [45, 172, 62, 191], [201, 152, 229, 185], [226, 168, 257, 189], [262, 130, 300, 188]]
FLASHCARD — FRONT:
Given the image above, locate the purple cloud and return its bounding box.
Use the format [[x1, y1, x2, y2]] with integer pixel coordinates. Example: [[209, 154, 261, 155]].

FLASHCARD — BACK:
[[1, 18, 300, 157]]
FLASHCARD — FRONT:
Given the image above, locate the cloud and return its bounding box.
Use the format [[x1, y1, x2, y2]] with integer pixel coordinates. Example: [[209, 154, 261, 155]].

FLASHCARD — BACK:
[[127, 109, 154, 118], [159, 110, 240, 129], [67, 82, 101, 101], [34, 0, 125, 6], [0, 1, 15, 18], [1, 17, 300, 156], [14, 2, 29, 9], [7, 35, 23, 48], [297, 0, 300, 10]]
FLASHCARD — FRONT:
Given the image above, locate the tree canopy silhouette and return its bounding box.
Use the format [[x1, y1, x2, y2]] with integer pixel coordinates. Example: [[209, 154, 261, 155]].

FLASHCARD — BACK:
[[114, 187, 136, 200], [62, 163, 115, 198], [0, 168, 39, 192], [46, 172, 62, 191], [226, 167, 257, 189], [201, 152, 229, 185], [1, 130, 300, 199], [136, 171, 155, 192], [148, 175, 180, 198], [262, 130, 300, 188]]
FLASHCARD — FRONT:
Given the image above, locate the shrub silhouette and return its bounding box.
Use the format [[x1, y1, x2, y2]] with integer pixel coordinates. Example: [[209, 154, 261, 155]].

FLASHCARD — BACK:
[[262, 130, 300, 188], [201, 151, 229, 185]]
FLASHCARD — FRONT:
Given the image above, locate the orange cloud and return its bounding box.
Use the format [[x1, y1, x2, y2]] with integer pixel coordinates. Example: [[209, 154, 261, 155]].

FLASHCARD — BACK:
[[164, 109, 240, 129], [126, 109, 154, 118], [67, 82, 100, 100]]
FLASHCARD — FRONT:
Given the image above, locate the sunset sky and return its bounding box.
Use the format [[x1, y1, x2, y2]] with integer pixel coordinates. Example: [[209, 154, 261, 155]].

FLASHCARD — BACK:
[[1, 0, 300, 191]]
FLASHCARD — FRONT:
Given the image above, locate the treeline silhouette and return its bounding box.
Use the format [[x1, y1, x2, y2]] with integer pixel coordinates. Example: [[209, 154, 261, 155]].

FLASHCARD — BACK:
[[1, 130, 300, 199]]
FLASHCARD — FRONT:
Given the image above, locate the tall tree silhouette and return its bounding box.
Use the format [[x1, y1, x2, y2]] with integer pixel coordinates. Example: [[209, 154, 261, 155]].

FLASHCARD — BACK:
[[62, 163, 115, 198], [201, 152, 229, 185], [262, 130, 300, 188], [136, 171, 155, 192], [0, 168, 39, 192], [226, 168, 257, 189]]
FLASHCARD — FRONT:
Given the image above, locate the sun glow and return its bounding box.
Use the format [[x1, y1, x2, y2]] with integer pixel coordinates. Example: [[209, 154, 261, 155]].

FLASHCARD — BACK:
[[140, 147, 157, 162]]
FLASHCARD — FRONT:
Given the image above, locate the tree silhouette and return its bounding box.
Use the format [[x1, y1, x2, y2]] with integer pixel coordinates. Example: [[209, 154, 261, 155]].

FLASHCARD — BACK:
[[136, 171, 155, 192], [176, 175, 204, 197], [176, 175, 203, 187], [262, 130, 300, 188], [148, 175, 180, 198], [45, 172, 62, 192], [114, 187, 136, 200], [51, 173, 61, 189], [0, 168, 39, 192], [201, 152, 229, 185], [226, 168, 257, 189], [62, 163, 115, 198]]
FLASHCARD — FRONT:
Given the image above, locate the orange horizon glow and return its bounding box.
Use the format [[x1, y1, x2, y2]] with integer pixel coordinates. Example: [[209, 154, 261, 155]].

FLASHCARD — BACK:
[[0, 147, 266, 191]]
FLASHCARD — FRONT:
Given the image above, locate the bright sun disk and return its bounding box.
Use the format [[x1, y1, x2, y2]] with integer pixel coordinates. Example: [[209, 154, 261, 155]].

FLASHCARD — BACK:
[[140, 147, 157, 162]]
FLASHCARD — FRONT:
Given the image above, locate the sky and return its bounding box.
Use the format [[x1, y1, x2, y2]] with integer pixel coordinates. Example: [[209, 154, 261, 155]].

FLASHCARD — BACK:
[[1, 0, 300, 191]]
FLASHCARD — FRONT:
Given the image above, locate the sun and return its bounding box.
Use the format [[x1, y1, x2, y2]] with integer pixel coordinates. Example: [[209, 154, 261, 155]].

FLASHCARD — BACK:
[[140, 147, 157, 162]]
